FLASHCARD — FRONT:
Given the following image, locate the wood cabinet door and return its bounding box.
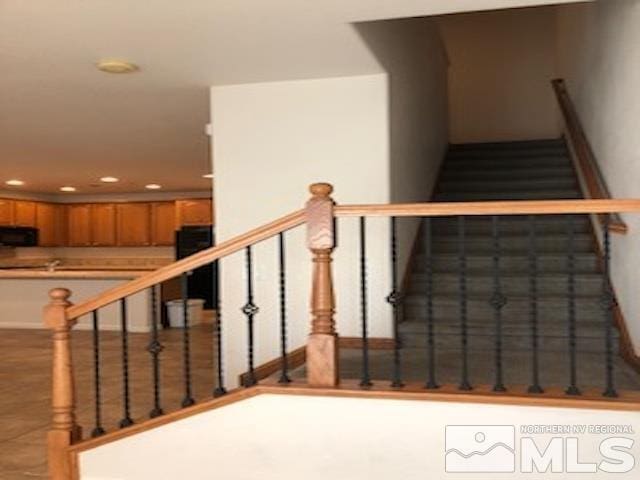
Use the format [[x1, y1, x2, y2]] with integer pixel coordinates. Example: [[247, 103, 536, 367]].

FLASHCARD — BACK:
[[176, 199, 213, 226], [36, 203, 67, 246], [151, 202, 177, 246], [0, 199, 14, 225], [91, 204, 117, 246], [117, 203, 151, 246], [13, 201, 36, 227], [67, 204, 92, 246]]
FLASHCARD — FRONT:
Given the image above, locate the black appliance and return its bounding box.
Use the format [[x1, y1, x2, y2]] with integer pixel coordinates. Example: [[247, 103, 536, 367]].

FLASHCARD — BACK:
[[0, 226, 38, 247], [175, 226, 217, 309]]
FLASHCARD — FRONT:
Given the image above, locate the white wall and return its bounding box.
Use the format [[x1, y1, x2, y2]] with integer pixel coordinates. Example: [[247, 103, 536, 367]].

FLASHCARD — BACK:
[[210, 19, 449, 387], [439, 7, 562, 143], [211, 74, 392, 386], [80, 393, 640, 479], [556, 0, 640, 354]]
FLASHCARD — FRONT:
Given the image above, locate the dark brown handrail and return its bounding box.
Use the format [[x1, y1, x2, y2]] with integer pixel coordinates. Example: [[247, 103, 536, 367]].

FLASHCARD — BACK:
[[552, 78, 627, 234]]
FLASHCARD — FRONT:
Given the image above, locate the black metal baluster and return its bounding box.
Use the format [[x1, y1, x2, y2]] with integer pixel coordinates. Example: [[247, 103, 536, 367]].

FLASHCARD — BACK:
[[147, 285, 164, 418], [490, 216, 507, 392], [213, 261, 227, 397], [359, 217, 372, 388], [387, 217, 403, 388], [424, 218, 438, 389], [180, 273, 195, 407], [458, 216, 472, 391], [119, 298, 134, 428], [527, 216, 543, 394], [278, 233, 291, 384], [565, 215, 581, 395], [601, 217, 618, 398], [242, 246, 258, 387], [90, 310, 105, 437]]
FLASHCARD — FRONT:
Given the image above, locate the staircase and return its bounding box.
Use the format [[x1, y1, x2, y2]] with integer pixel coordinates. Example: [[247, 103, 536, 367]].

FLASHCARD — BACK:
[[401, 139, 619, 356]]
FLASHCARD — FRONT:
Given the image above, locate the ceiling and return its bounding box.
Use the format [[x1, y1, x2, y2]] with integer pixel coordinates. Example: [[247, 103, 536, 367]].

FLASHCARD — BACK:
[[0, 0, 586, 196]]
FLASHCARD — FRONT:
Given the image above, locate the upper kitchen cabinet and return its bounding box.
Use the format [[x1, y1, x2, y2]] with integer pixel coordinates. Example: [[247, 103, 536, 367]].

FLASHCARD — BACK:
[[117, 203, 151, 246], [150, 202, 177, 246], [0, 199, 13, 225], [91, 204, 117, 246], [176, 199, 213, 227], [13, 201, 37, 227], [66, 204, 92, 246], [36, 203, 66, 247]]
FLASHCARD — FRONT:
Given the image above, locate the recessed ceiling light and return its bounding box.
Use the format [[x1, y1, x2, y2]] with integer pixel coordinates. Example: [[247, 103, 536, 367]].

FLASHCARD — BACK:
[[100, 176, 119, 183], [145, 184, 162, 190], [96, 60, 139, 74], [202, 173, 214, 179], [5, 179, 25, 186], [60, 186, 77, 192]]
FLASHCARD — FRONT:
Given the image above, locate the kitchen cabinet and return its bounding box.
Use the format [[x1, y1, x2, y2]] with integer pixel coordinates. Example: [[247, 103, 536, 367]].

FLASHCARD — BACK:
[[0, 199, 13, 225], [151, 202, 177, 246], [117, 203, 151, 246], [91, 204, 117, 246], [13, 201, 37, 227], [67, 204, 92, 246], [176, 199, 213, 227], [36, 203, 66, 247]]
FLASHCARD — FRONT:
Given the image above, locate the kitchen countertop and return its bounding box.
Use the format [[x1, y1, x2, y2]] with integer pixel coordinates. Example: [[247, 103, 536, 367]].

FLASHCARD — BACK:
[[0, 269, 150, 280]]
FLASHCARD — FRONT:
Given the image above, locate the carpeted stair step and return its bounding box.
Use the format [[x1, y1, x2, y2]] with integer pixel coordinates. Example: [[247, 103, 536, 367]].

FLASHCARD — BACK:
[[447, 148, 568, 159], [440, 166, 575, 181], [427, 215, 591, 235], [431, 233, 593, 253], [434, 190, 581, 201], [449, 139, 566, 151], [438, 177, 578, 193]]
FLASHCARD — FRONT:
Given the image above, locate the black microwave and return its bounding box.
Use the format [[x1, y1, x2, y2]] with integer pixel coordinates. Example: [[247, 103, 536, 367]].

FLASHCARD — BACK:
[[0, 227, 39, 247]]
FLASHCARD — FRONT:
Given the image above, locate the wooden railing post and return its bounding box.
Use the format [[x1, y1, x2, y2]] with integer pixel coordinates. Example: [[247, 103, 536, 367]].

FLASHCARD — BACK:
[[306, 183, 339, 387], [44, 288, 80, 480]]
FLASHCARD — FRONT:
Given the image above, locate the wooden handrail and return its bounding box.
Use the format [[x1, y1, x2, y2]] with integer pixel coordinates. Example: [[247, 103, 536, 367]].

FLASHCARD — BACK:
[[335, 199, 640, 218], [66, 209, 306, 320], [552, 78, 627, 234]]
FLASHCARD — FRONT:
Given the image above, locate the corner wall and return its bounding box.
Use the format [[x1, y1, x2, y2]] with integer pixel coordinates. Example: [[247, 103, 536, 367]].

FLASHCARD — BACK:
[[556, 0, 640, 354]]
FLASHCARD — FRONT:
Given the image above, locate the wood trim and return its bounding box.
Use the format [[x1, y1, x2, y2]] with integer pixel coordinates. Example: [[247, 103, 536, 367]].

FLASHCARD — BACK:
[[238, 346, 307, 386], [335, 199, 640, 218], [338, 337, 395, 350], [552, 78, 627, 234], [67, 209, 306, 319], [258, 380, 640, 412]]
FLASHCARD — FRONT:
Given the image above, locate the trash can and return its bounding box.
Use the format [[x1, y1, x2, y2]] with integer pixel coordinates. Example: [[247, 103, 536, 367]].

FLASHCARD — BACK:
[[166, 299, 205, 328]]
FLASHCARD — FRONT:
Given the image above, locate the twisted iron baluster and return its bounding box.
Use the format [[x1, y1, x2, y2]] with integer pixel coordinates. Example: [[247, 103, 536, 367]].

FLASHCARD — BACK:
[[180, 273, 195, 407], [527, 216, 543, 394], [91, 310, 105, 437], [424, 218, 438, 389], [458, 216, 472, 391], [242, 246, 258, 387], [388, 217, 403, 388], [278, 233, 291, 384], [359, 217, 372, 388], [601, 217, 618, 398], [148, 285, 164, 418], [565, 215, 581, 396], [213, 261, 227, 397], [490, 216, 507, 392], [119, 298, 134, 428]]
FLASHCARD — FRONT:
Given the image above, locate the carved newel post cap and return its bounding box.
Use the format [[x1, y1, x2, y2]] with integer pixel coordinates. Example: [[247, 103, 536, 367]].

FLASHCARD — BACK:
[[49, 288, 71, 304], [309, 183, 333, 198]]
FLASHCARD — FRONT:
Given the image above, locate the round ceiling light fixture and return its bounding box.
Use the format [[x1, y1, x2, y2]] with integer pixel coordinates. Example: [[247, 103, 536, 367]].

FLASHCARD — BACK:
[[100, 176, 119, 183], [5, 179, 25, 186], [202, 173, 214, 179], [96, 59, 139, 74], [60, 186, 77, 192], [145, 184, 162, 190]]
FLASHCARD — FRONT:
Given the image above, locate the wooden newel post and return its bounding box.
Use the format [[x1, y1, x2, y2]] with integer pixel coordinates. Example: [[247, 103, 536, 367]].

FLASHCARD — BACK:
[[306, 183, 339, 387], [44, 288, 80, 480]]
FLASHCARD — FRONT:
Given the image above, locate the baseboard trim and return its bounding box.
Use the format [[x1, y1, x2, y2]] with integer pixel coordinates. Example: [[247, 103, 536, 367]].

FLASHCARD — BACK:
[[338, 336, 395, 350], [238, 346, 307, 386]]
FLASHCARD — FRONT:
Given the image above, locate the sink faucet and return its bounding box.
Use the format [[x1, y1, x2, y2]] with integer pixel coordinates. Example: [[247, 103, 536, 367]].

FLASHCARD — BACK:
[[46, 259, 62, 272]]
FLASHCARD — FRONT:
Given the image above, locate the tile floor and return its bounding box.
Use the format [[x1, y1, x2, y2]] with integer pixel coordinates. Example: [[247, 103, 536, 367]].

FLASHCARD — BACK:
[[2, 325, 639, 479]]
